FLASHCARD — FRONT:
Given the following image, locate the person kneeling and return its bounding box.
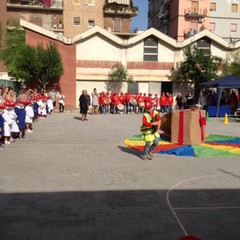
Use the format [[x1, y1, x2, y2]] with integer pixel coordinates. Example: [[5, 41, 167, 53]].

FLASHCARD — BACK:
[[140, 101, 161, 160]]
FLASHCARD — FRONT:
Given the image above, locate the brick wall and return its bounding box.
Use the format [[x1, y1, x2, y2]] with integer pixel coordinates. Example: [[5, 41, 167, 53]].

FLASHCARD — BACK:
[[25, 29, 76, 108]]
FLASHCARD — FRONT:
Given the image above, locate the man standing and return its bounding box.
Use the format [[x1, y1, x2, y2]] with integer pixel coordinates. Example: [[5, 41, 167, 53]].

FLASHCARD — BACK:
[[185, 91, 195, 109], [175, 92, 183, 110], [160, 92, 167, 113], [140, 101, 161, 160]]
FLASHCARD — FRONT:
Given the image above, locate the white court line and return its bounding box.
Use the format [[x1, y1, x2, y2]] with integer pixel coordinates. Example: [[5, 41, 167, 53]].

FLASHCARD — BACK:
[[166, 174, 228, 236], [174, 206, 240, 210]]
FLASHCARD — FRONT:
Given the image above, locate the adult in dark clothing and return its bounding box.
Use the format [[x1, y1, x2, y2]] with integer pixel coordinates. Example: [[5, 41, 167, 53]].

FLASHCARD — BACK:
[[175, 92, 183, 110], [79, 90, 89, 121], [185, 91, 195, 109]]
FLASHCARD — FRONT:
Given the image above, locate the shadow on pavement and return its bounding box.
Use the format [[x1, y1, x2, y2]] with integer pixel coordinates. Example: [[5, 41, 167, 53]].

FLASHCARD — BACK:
[[118, 146, 142, 159], [1, 189, 240, 240], [73, 116, 82, 121]]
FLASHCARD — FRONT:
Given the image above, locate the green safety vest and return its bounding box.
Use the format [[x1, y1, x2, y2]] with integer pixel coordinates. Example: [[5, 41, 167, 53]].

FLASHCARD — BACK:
[[141, 111, 160, 142]]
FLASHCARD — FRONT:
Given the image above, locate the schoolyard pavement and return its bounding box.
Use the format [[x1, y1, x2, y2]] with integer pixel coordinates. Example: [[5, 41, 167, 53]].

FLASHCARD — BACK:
[[0, 112, 240, 240]]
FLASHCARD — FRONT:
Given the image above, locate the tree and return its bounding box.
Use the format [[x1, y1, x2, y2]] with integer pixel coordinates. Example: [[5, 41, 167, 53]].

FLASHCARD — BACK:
[[35, 43, 64, 89], [1, 35, 64, 89], [9, 44, 41, 83], [0, 20, 25, 67], [107, 63, 133, 92], [172, 45, 222, 95], [221, 50, 240, 78], [0, 21, 64, 89]]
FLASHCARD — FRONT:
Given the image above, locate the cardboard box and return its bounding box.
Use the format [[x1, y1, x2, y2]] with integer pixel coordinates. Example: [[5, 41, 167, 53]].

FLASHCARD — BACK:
[[160, 112, 172, 136], [171, 110, 206, 145]]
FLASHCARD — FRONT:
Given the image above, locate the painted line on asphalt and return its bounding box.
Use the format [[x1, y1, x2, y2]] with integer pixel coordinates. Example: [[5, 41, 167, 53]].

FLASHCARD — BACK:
[[174, 206, 240, 210], [166, 174, 228, 236]]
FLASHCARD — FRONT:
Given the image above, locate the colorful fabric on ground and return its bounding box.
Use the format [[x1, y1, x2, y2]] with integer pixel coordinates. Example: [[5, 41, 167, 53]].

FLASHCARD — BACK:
[[123, 134, 240, 157]]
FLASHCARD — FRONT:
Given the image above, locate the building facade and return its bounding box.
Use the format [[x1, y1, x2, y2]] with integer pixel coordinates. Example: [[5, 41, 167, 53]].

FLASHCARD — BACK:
[[0, 0, 138, 72], [148, 0, 240, 42], [21, 19, 240, 108], [210, 0, 240, 42], [2, 0, 137, 37]]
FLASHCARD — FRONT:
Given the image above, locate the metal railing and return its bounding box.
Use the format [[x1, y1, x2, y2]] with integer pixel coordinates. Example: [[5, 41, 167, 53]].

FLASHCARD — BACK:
[[184, 8, 207, 16], [7, 0, 63, 8], [184, 28, 198, 38]]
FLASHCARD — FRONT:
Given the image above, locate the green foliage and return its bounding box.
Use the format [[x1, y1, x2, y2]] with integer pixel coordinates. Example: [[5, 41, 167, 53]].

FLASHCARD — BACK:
[[107, 63, 133, 92], [172, 45, 222, 87], [108, 63, 133, 82], [0, 20, 63, 89], [221, 50, 240, 78], [35, 42, 64, 89], [106, 63, 133, 92], [9, 45, 40, 82], [0, 21, 25, 65]]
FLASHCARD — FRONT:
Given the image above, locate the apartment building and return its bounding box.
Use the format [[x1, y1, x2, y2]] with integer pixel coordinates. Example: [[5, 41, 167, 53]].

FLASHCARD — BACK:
[[1, 0, 137, 37], [0, 0, 138, 72], [210, 0, 240, 42], [148, 0, 240, 42]]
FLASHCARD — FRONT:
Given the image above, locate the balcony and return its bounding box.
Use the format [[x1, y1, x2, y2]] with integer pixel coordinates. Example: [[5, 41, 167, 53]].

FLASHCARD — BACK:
[[184, 8, 207, 18], [103, 2, 138, 17], [107, 0, 130, 4], [6, 0, 63, 11], [184, 28, 198, 38]]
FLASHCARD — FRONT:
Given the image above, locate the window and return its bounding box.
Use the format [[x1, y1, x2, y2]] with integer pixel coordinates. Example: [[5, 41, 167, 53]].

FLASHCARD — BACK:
[[231, 4, 238, 13], [210, 22, 215, 31], [127, 82, 138, 94], [143, 36, 158, 62], [191, 1, 199, 14], [210, 2, 216, 11], [88, 18, 95, 28], [113, 18, 121, 32], [73, 0, 81, 4], [84, 0, 95, 5], [231, 23, 237, 32], [73, 17, 80, 25], [197, 37, 211, 56]]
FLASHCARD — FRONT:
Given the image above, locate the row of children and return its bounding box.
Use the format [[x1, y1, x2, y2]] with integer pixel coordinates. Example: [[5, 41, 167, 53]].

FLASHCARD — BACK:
[[0, 95, 54, 148]]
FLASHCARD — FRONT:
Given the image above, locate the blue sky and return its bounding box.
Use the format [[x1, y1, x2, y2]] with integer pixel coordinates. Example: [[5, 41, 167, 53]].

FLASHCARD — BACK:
[[131, 0, 148, 31]]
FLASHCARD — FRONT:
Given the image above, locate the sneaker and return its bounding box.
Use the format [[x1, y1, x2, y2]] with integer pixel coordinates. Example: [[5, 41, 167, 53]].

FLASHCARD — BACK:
[[148, 151, 153, 159], [141, 154, 148, 160]]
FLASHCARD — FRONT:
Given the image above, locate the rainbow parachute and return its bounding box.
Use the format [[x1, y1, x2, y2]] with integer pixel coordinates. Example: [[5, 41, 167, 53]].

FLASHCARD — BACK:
[[124, 134, 240, 157]]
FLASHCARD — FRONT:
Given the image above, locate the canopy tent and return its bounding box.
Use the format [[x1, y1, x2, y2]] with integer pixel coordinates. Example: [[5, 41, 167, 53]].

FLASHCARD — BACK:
[[199, 75, 240, 117]]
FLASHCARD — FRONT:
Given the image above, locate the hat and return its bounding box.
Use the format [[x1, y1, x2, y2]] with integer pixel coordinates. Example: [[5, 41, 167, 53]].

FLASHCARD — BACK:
[[4, 100, 15, 107], [0, 104, 4, 109], [26, 100, 32, 105], [145, 101, 152, 110]]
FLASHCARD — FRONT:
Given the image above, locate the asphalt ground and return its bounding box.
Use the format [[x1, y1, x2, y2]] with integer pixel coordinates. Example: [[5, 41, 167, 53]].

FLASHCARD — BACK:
[[0, 111, 240, 240]]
